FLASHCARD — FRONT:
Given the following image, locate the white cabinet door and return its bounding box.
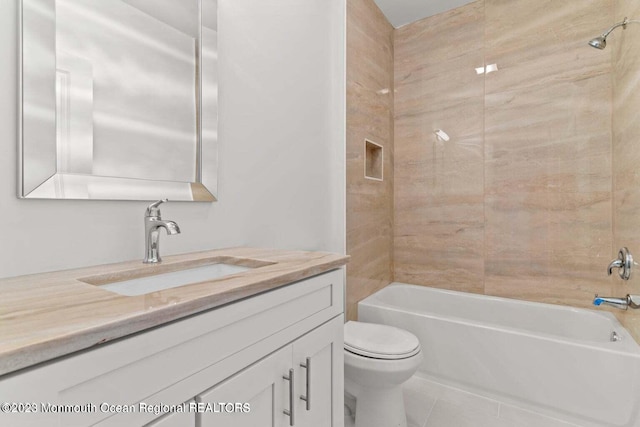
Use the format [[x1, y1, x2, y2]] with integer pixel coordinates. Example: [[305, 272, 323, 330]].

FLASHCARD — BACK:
[[197, 346, 293, 427], [146, 402, 196, 427], [293, 316, 344, 427]]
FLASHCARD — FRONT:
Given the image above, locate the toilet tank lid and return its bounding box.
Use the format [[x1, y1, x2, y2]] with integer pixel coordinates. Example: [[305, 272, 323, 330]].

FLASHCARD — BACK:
[[344, 321, 421, 359]]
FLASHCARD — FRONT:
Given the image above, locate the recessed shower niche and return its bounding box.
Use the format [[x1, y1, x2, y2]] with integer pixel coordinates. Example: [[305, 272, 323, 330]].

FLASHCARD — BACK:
[[364, 139, 383, 181]]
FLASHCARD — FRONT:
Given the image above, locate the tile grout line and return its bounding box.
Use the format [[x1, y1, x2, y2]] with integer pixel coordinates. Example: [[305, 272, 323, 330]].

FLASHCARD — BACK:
[[421, 397, 438, 427]]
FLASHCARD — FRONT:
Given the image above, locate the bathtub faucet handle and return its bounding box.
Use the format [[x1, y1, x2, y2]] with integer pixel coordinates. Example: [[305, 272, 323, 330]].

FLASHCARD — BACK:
[[593, 294, 640, 310], [607, 247, 633, 280], [607, 259, 623, 275]]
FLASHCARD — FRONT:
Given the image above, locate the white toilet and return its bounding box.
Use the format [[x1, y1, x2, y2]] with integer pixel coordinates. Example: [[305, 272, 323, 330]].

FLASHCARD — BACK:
[[344, 321, 423, 427]]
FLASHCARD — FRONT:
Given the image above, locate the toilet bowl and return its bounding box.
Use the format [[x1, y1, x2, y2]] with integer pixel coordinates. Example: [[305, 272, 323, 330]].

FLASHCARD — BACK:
[[344, 321, 423, 427]]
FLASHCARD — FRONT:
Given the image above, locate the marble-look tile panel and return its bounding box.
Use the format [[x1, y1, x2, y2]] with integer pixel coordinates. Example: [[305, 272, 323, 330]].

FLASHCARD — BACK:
[[354, 0, 632, 340], [612, 189, 640, 251], [394, 0, 484, 66], [485, 192, 611, 264], [394, 155, 484, 201], [484, 0, 612, 91], [346, 0, 394, 320], [477, 0, 615, 314], [485, 192, 613, 307], [613, 0, 640, 342], [484, 276, 614, 309], [395, 196, 484, 292], [612, 126, 640, 192], [484, 75, 612, 195], [394, 249, 485, 293], [347, 91, 392, 148], [394, 1, 485, 295], [395, 99, 484, 201], [612, 2, 640, 202], [395, 56, 486, 117], [346, 272, 391, 320], [484, 0, 613, 209], [613, 189, 640, 340]]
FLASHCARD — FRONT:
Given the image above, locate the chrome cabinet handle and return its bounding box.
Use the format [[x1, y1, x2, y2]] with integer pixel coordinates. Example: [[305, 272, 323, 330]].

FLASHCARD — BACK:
[[608, 247, 633, 280], [283, 368, 295, 426], [300, 357, 311, 410]]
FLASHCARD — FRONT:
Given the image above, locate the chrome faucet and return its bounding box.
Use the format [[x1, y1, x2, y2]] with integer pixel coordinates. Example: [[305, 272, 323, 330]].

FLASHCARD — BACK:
[[144, 199, 181, 264], [593, 294, 640, 310]]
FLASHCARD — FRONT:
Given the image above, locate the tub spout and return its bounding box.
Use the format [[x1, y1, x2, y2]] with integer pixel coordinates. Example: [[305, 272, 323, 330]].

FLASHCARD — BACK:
[[593, 294, 640, 310]]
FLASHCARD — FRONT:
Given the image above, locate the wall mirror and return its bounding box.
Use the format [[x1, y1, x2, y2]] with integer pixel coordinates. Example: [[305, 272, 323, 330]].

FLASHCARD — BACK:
[[19, 0, 218, 201]]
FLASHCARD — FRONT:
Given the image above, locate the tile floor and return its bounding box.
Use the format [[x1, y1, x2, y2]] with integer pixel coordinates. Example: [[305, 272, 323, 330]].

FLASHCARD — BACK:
[[345, 374, 584, 427]]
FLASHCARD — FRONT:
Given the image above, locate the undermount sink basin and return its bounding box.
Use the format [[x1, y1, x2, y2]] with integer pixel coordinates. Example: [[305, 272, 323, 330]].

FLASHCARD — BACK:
[[94, 263, 253, 296]]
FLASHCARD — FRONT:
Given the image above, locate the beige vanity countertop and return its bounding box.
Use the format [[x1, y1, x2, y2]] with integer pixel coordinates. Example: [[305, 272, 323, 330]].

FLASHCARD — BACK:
[[0, 247, 348, 376]]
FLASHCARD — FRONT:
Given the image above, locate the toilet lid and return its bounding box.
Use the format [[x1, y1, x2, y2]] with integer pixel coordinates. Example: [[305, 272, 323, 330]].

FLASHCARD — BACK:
[[344, 321, 421, 360]]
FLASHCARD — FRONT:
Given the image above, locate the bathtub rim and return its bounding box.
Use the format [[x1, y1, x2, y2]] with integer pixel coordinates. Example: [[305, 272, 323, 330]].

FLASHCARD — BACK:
[[358, 282, 640, 355]]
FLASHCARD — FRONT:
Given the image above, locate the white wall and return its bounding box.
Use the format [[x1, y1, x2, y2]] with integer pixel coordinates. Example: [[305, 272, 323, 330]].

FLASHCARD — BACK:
[[0, 0, 345, 279]]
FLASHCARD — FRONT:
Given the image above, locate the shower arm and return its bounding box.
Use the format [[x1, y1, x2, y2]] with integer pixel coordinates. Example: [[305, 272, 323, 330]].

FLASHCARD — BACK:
[[600, 17, 640, 38]]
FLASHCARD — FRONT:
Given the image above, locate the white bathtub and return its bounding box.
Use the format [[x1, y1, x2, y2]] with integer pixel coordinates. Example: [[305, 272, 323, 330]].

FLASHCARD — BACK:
[[358, 283, 640, 427]]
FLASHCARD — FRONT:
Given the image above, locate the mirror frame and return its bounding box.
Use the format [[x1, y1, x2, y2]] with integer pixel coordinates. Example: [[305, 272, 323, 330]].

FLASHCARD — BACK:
[[18, 0, 218, 201]]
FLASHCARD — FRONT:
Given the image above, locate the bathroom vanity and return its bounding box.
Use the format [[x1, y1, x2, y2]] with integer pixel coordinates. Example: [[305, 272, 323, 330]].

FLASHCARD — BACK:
[[0, 248, 347, 426]]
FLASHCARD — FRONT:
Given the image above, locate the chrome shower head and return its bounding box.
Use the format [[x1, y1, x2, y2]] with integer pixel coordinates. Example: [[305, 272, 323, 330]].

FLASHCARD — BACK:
[[588, 36, 607, 49], [589, 17, 636, 49]]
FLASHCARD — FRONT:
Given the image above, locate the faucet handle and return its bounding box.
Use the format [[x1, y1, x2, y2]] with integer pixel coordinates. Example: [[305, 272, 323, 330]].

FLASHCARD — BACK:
[[146, 199, 168, 217], [607, 247, 633, 280]]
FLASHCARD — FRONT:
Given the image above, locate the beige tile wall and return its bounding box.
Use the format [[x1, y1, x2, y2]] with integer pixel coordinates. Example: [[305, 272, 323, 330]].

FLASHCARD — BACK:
[[483, 0, 614, 307], [393, 0, 625, 325], [613, 0, 640, 340], [346, 0, 394, 321], [347, 0, 640, 342], [394, 2, 485, 293]]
